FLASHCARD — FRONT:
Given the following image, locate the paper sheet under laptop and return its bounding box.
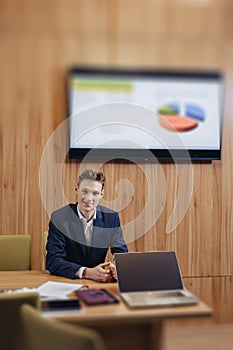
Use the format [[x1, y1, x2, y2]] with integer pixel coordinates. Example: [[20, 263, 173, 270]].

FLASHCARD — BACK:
[[114, 251, 199, 308]]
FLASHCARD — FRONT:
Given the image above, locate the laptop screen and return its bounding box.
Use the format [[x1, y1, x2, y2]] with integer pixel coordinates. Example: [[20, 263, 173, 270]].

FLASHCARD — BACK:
[[115, 251, 184, 293]]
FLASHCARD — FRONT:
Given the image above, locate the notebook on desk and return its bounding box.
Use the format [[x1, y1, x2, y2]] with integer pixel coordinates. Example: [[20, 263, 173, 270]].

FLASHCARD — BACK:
[[114, 251, 199, 308]]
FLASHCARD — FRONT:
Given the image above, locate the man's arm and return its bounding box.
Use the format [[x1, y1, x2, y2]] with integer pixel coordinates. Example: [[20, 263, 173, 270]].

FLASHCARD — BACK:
[[110, 212, 128, 255], [46, 218, 83, 279], [106, 212, 128, 280]]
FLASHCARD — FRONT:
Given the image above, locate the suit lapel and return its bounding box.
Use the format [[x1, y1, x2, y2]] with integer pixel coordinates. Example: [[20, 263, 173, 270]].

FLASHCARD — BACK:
[[90, 207, 103, 250], [69, 216, 87, 256], [69, 205, 106, 254]]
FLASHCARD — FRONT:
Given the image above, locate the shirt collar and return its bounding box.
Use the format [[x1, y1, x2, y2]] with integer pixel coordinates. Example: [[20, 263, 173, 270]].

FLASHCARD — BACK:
[[77, 204, 97, 222]]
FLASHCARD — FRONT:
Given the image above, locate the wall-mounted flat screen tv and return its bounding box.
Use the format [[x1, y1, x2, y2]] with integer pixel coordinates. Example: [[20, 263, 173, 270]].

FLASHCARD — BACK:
[[67, 66, 224, 162]]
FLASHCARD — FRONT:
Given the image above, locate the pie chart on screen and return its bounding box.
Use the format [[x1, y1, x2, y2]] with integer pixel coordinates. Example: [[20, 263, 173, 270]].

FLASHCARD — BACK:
[[157, 102, 206, 133]]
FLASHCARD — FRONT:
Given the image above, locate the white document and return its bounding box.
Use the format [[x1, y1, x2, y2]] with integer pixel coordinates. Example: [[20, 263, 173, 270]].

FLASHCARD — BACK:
[[1, 281, 83, 300], [36, 281, 83, 298]]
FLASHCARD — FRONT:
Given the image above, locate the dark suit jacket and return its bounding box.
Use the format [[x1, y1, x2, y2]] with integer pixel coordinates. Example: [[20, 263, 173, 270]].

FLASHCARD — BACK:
[[46, 203, 128, 279]]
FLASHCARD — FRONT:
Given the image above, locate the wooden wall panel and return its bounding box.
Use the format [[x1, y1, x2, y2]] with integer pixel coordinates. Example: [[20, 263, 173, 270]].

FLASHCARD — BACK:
[[0, 0, 232, 323]]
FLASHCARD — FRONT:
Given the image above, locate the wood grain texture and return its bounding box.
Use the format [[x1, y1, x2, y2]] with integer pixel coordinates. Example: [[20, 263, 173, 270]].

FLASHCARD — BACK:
[[164, 323, 233, 350], [0, 0, 232, 324]]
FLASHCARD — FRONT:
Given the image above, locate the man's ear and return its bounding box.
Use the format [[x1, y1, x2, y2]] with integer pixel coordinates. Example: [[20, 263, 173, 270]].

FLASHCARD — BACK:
[[75, 184, 78, 193]]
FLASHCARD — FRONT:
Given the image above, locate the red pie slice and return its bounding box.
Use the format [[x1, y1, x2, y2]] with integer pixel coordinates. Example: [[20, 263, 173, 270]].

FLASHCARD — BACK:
[[159, 115, 198, 132]]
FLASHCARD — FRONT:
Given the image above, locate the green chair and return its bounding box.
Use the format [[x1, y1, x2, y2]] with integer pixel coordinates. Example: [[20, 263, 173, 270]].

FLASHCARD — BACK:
[[0, 234, 31, 270], [0, 292, 40, 350], [21, 304, 106, 350]]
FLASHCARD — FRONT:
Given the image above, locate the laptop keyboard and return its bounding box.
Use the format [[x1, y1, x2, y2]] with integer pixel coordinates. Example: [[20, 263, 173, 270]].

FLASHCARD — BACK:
[[148, 291, 184, 298], [127, 291, 185, 301]]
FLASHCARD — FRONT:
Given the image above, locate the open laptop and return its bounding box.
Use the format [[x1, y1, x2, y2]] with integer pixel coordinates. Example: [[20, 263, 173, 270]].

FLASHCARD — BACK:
[[114, 251, 199, 308]]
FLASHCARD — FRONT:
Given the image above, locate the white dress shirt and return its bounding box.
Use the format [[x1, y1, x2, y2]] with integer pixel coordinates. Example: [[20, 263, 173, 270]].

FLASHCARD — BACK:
[[75, 205, 96, 278]]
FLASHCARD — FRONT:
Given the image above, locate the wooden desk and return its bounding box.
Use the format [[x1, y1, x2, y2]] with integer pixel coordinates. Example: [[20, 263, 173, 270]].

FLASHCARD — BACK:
[[0, 271, 212, 350], [164, 323, 233, 350]]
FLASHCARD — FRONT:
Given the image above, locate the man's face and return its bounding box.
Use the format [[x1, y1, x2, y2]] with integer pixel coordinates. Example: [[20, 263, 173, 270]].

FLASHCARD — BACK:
[[75, 179, 103, 217]]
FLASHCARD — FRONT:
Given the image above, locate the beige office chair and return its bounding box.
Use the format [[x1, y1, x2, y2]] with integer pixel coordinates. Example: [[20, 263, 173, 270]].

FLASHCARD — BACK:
[[42, 230, 48, 270], [20, 304, 106, 350], [43, 231, 48, 256], [0, 292, 40, 350], [0, 234, 31, 270]]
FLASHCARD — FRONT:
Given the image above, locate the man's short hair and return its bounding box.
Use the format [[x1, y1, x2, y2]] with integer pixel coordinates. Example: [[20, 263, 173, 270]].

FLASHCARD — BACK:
[[78, 169, 105, 189]]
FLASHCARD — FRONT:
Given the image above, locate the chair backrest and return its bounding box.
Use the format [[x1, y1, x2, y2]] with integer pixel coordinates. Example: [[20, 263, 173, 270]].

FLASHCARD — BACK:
[[0, 292, 40, 350], [42, 231, 48, 270], [21, 304, 106, 350], [0, 234, 31, 270]]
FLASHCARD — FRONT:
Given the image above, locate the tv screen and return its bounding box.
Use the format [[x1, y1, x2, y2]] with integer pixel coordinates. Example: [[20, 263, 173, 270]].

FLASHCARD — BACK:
[[67, 67, 224, 162]]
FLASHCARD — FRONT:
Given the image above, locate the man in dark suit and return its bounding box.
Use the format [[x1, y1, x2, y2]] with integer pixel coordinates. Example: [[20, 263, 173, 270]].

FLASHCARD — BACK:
[[46, 169, 128, 281]]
